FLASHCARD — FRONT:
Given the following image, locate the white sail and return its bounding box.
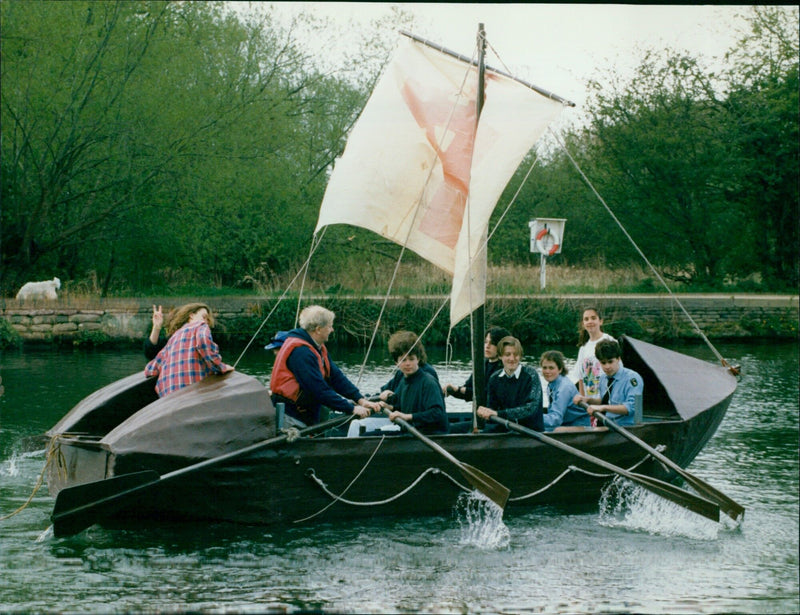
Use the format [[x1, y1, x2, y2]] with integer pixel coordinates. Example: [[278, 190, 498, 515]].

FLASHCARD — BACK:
[[315, 36, 565, 327]]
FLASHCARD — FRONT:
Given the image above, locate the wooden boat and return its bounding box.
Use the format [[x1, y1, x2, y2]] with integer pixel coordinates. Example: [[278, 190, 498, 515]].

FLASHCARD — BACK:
[[45, 27, 740, 534], [45, 335, 736, 528]]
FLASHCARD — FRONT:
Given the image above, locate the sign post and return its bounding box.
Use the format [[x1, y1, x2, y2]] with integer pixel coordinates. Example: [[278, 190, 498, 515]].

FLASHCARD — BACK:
[[529, 218, 566, 290]]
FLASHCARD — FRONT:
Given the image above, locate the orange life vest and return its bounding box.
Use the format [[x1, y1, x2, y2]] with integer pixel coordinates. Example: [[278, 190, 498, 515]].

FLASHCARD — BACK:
[[270, 335, 331, 404]]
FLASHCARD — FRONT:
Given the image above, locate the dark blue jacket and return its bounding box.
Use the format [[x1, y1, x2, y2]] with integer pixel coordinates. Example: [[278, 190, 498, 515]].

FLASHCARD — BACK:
[[393, 369, 449, 434], [381, 362, 439, 393], [275, 328, 365, 424]]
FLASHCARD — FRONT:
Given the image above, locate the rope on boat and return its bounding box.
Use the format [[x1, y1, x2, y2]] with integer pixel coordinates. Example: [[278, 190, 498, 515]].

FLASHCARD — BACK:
[[0, 435, 64, 522], [280, 426, 301, 443], [301, 442, 667, 510], [508, 448, 663, 502], [293, 434, 389, 523], [549, 127, 741, 377], [304, 466, 468, 508]]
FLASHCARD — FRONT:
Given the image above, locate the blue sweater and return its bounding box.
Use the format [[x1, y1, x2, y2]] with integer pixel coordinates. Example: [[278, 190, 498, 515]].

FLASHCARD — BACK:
[[486, 364, 544, 431], [544, 375, 591, 430]]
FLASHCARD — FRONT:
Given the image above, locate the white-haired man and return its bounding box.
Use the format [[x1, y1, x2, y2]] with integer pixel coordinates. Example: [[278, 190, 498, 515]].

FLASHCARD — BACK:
[[270, 305, 381, 425]]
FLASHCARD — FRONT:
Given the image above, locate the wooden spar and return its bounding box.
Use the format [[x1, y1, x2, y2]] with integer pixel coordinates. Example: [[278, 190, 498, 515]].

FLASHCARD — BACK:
[[470, 24, 488, 422], [399, 29, 576, 107]]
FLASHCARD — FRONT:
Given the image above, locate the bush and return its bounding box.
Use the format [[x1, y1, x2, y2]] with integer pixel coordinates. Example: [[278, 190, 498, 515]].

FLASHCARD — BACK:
[[0, 318, 22, 349]]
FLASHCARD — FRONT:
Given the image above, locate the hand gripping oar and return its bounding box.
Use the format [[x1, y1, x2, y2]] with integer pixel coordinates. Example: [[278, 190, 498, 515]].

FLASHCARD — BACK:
[[592, 411, 744, 521], [489, 416, 720, 522], [51, 413, 353, 537], [385, 412, 509, 509]]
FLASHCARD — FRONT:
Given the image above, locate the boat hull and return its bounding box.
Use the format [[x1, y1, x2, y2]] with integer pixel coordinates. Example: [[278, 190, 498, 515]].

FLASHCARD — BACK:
[[49, 404, 730, 526], [45, 336, 737, 528]]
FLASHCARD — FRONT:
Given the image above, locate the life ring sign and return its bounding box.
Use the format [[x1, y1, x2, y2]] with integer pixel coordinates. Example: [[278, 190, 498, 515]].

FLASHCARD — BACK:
[[535, 226, 560, 256], [528, 218, 566, 256]]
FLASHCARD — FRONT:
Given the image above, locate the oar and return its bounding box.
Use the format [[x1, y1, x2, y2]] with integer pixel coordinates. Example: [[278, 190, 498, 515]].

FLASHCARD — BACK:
[[489, 416, 720, 522], [384, 411, 509, 509], [591, 411, 745, 521], [51, 413, 353, 537]]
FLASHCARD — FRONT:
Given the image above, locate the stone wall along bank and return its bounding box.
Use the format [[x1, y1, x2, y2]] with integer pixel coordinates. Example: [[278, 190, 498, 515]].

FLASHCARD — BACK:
[[1, 294, 797, 345]]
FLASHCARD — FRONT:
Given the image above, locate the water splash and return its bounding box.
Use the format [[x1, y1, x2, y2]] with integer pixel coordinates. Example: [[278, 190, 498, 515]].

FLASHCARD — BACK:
[[598, 477, 720, 540], [454, 491, 510, 549], [1, 449, 45, 478], [1, 454, 20, 477], [37, 525, 54, 543]]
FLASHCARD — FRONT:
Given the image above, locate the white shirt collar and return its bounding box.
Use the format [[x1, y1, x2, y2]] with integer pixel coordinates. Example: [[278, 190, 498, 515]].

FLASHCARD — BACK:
[[499, 364, 522, 379]]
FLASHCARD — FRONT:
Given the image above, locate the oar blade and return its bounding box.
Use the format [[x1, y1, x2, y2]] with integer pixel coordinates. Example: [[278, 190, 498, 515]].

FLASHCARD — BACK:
[[460, 462, 510, 509], [691, 482, 744, 522], [596, 413, 744, 521], [492, 415, 720, 523], [629, 472, 720, 523], [52, 470, 160, 537], [390, 414, 510, 510]]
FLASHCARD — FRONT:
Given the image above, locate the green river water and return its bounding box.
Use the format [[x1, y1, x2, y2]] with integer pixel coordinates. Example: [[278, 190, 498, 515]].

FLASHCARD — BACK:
[[0, 341, 797, 613]]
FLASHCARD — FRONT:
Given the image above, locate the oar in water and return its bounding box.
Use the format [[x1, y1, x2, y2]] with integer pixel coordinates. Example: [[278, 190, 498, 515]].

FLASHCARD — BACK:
[[489, 416, 720, 522], [384, 411, 510, 509], [591, 411, 745, 522], [51, 413, 353, 537]]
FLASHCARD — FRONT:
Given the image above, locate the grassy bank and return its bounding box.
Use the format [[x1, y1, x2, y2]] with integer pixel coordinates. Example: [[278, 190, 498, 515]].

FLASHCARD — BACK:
[[44, 262, 775, 299]]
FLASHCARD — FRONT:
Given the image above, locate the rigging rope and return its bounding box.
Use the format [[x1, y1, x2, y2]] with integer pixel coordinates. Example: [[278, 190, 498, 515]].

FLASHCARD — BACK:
[[232, 228, 327, 368], [549, 127, 738, 374]]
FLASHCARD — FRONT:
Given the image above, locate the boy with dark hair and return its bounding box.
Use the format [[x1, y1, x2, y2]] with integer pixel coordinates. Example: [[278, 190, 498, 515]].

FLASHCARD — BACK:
[[576, 338, 643, 426], [378, 330, 439, 396], [385, 332, 449, 434]]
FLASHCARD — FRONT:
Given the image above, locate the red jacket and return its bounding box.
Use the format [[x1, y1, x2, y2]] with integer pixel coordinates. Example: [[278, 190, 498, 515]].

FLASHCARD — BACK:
[[270, 336, 330, 403]]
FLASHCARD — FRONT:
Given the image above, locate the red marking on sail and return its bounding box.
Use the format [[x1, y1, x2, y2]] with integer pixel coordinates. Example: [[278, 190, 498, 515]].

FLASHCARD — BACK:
[[401, 78, 477, 249]]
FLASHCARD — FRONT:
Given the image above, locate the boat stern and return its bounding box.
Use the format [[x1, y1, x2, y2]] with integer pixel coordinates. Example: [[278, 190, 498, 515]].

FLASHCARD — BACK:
[[46, 436, 111, 497]]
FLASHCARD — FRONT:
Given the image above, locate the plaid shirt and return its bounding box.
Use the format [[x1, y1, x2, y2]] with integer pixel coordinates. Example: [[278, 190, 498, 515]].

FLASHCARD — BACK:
[[144, 321, 231, 397]]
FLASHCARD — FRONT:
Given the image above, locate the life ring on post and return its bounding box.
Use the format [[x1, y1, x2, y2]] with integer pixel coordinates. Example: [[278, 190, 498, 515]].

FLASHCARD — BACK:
[[535, 227, 560, 256]]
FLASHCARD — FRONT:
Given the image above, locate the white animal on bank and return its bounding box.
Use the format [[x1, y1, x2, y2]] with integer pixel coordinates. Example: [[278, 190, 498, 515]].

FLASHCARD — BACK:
[[15, 277, 61, 301]]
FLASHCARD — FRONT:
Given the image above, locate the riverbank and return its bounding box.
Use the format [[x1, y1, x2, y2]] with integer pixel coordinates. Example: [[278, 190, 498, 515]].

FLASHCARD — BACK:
[[1, 294, 796, 349]]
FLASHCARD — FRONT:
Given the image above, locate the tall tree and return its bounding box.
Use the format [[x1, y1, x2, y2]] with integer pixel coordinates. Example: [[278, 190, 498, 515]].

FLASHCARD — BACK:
[[721, 6, 799, 289], [1, 0, 367, 293]]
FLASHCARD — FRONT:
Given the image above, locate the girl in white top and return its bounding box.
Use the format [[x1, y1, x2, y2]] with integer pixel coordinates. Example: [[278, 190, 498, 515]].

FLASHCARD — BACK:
[[568, 307, 616, 402]]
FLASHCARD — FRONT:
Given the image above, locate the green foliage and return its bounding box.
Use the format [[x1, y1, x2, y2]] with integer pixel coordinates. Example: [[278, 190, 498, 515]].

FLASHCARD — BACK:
[[71, 329, 112, 348], [0, 318, 22, 349], [0, 0, 383, 295], [721, 7, 799, 290], [1, 3, 797, 297], [740, 310, 799, 338]]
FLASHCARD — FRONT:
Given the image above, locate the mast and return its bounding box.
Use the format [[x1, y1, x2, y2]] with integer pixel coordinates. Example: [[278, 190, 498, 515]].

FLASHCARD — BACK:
[[470, 23, 488, 426]]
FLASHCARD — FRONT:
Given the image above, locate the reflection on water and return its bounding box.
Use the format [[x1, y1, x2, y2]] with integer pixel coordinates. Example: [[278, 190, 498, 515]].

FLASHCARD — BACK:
[[0, 341, 797, 613]]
